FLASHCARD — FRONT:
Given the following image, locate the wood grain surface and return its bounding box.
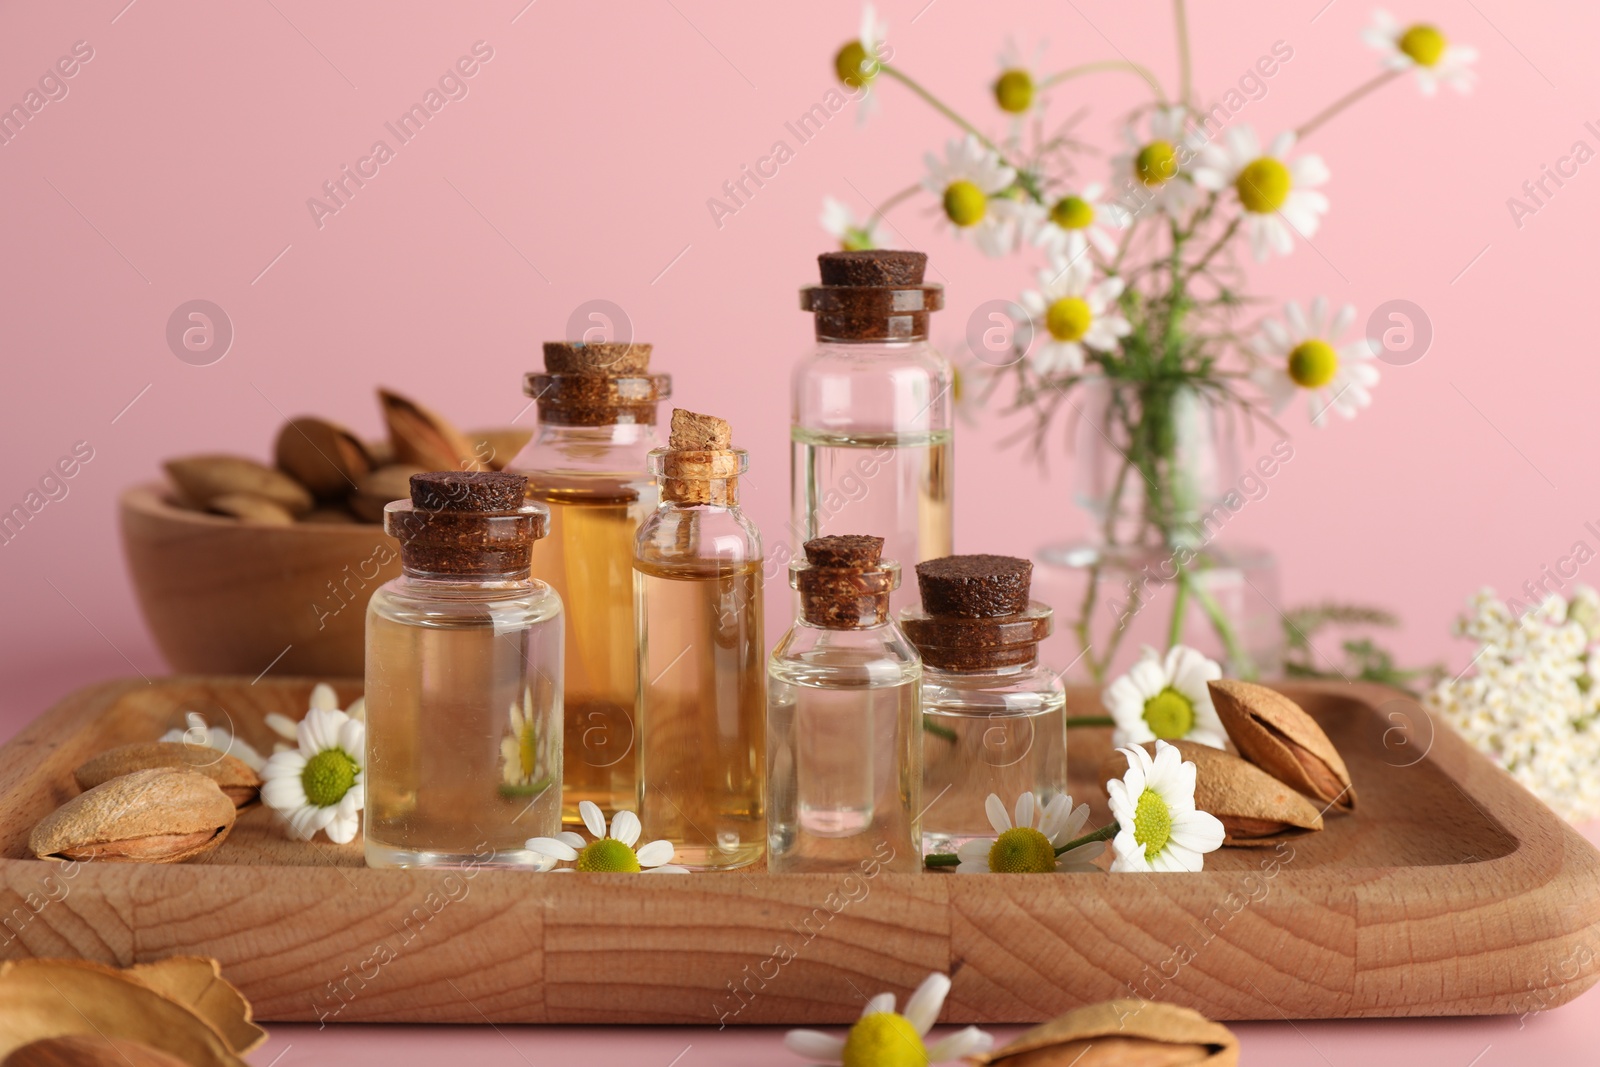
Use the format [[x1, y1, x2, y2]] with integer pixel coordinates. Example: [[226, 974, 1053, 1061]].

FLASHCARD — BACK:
[[0, 677, 1596, 1025]]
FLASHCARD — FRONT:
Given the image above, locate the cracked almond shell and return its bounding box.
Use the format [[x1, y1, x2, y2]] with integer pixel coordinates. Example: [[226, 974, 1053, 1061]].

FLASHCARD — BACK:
[[1101, 740, 1324, 846], [973, 999, 1238, 1066], [0, 959, 250, 1067], [274, 416, 372, 500], [1208, 680, 1356, 812], [124, 957, 266, 1055], [30, 768, 236, 863], [74, 743, 261, 810]]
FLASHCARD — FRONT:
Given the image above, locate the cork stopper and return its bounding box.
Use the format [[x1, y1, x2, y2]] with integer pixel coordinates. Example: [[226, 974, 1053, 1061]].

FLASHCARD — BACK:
[[802, 249, 944, 342], [902, 554, 1050, 670], [793, 535, 899, 629], [383, 471, 549, 578], [525, 341, 670, 426], [650, 408, 743, 506], [916, 555, 1033, 617]]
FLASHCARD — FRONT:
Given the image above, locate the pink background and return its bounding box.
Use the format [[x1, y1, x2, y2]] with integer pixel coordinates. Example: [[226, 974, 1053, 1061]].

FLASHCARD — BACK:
[[1, 0, 1597, 1061]]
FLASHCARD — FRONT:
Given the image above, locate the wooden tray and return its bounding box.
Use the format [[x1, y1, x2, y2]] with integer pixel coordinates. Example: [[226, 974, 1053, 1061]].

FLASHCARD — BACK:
[[2, 676, 1597, 1025]]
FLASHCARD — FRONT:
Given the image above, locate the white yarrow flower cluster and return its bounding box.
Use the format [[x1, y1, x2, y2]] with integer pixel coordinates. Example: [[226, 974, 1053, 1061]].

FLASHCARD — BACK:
[[1426, 587, 1600, 823]]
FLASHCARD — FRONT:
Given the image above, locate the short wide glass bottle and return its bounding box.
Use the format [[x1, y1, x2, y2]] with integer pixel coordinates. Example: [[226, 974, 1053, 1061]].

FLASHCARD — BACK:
[[767, 535, 923, 874], [365, 471, 564, 869], [902, 555, 1068, 856]]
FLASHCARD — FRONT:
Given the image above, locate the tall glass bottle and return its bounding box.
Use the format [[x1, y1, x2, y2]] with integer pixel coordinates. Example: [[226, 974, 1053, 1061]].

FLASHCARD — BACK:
[[365, 471, 563, 869], [634, 409, 765, 871], [794, 250, 952, 615], [901, 554, 1068, 856], [507, 341, 669, 828], [768, 534, 922, 874]]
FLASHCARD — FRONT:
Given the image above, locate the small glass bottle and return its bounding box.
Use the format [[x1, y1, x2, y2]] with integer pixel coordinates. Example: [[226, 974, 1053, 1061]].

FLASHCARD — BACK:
[[768, 534, 922, 874], [365, 471, 563, 869], [794, 250, 952, 615], [901, 554, 1067, 856], [635, 409, 765, 871], [507, 341, 670, 828]]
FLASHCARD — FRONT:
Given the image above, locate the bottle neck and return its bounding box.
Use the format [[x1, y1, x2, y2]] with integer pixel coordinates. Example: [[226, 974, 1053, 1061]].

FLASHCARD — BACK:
[[394, 571, 532, 594]]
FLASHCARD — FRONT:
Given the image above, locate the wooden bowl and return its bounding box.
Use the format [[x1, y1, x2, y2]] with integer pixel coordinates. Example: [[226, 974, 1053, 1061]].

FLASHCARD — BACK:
[[119, 483, 401, 677]]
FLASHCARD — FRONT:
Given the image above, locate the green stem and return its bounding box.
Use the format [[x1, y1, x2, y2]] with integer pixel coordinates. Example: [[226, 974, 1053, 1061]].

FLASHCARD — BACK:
[[1040, 59, 1168, 101], [881, 66, 1011, 164], [1055, 823, 1118, 856], [1183, 216, 1241, 282], [1295, 70, 1401, 140], [1167, 571, 1190, 649], [924, 851, 961, 868], [923, 717, 958, 742], [1185, 568, 1254, 678], [1065, 715, 1114, 728], [1173, 0, 1193, 108]]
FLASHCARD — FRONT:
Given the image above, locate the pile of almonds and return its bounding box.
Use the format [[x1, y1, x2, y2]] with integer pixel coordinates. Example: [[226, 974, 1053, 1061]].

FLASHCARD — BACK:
[[1101, 680, 1357, 848], [162, 388, 531, 526], [28, 743, 261, 864]]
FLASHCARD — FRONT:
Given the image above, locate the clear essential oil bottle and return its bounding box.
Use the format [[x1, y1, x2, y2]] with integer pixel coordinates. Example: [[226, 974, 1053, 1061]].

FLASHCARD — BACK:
[[634, 409, 766, 871], [793, 250, 953, 615], [507, 341, 670, 828], [365, 471, 563, 869], [901, 554, 1067, 856], [767, 534, 922, 874]]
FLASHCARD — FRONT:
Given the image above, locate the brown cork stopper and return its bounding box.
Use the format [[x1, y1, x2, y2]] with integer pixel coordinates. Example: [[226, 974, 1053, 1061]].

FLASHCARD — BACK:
[[543, 341, 653, 376], [818, 250, 927, 286], [802, 249, 944, 342], [525, 341, 670, 426], [916, 554, 1033, 617], [795, 536, 897, 629], [384, 471, 549, 577], [655, 409, 741, 506], [900, 606, 1052, 670]]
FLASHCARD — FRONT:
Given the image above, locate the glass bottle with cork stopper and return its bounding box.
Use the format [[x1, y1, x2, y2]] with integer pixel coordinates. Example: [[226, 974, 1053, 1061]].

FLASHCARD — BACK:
[[767, 534, 922, 874], [794, 250, 952, 615], [901, 554, 1067, 856], [634, 409, 765, 871], [364, 471, 564, 869], [506, 341, 669, 829]]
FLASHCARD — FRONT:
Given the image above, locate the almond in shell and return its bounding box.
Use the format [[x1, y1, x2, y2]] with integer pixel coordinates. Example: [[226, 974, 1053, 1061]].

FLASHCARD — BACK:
[[350, 465, 424, 523], [974, 999, 1238, 1066], [205, 493, 295, 525], [467, 426, 533, 472], [164, 455, 312, 516], [74, 743, 262, 810], [1208, 680, 1356, 812], [30, 768, 236, 863], [274, 416, 372, 499], [1101, 740, 1323, 846], [378, 389, 486, 473]]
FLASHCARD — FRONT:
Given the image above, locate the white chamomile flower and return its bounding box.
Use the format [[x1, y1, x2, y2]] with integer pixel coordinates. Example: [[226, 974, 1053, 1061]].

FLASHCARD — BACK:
[[954, 792, 1104, 873], [525, 801, 689, 873], [261, 682, 364, 757], [1103, 645, 1228, 749], [993, 36, 1044, 116], [260, 701, 365, 844], [159, 712, 266, 772], [1364, 10, 1477, 95], [1029, 182, 1127, 263], [922, 134, 1022, 257], [500, 688, 555, 788], [820, 196, 877, 251], [1107, 739, 1226, 873], [1193, 126, 1330, 261], [1251, 297, 1379, 427], [785, 972, 992, 1067], [1110, 107, 1202, 218], [834, 5, 889, 123], [1016, 257, 1130, 375]]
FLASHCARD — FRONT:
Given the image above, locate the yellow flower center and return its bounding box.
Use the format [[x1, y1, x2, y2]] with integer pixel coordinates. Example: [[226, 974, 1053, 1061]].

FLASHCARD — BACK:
[[986, 826, 1057, 873], [1050, 195, 1095, 230], [576, 837, 642, 873], [842, 1013, 928, 1067], [993, 69, 1034, 114], [1135, 140, 1179, 187], [1288, 339, 1340, 389], [942, 180, 988, 227], [1398, 24, 1447, 67], [1234, 157, 1292, 214], [1045, 297, 1093, 342], [301, 748, 358, 808], [834, 41, 880, 88], [1133, 787, 1173, 861], [1141, 687, 1196, 739]]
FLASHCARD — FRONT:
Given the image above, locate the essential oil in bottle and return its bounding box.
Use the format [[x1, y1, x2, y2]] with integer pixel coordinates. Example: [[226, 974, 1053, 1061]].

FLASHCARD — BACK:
[[507, 341, 670, 828], [794, 250, 952, 614], [364, 471, 563, 869], [768, 534, 922, 873], [634, 409, 766, 871], [901, 554, 1067, 856]]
